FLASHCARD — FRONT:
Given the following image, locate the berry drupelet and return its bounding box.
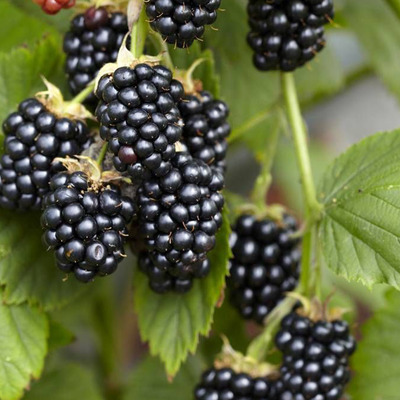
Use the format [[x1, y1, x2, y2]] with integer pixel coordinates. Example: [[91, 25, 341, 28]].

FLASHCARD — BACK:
[[179, 91, 230, 172], [195, 367, 278, 400], [228, 214, 300, 324], [275, 311, 356, 400], [137, 152, 225, 294], [145, 0, 222, 48], [63, 6, 128, 105], [95, 63, 184, 180], [41, 170, 135, 282], [247, 0, 334, 72], [33, 0, 75, 15], [0, 98, 91, 210]]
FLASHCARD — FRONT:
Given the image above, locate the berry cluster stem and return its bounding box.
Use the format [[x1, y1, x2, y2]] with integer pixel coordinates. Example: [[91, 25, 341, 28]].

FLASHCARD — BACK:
[[281, 72, 322, 298], [70, 82, 96, 104], [130, 4, 148, 58], [97, 142, 109, 166]]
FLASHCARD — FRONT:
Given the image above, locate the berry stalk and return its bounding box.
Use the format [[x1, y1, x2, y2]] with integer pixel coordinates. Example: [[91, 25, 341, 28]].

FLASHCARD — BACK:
[[281, 72, 322, 299], [130, 4, 148, 58], [70, 82, 96, 104], [96, 142, 109, 166]]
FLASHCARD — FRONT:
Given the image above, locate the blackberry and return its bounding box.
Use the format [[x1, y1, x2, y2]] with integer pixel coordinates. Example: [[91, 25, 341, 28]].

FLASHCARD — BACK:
[[179, 91, 230, 171], [275, 311, 356, 400], [41, 170, 135, 282], [63, 6, 128, 105], [34, 0, 75, 15], [145, 0, 222, 48], [0, 98, 91, 210], [95, 63, 184, 180], [136, 152, 224, 293], [247, 0, 334, 72], [195, 367, 279, 400], [228, 214, 300, 324]]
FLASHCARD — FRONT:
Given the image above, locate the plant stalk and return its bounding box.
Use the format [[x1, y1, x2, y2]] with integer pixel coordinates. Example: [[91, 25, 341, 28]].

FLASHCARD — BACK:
[[70, 83, 95, 104], [130, 5, 148, 58], [97, 142, 109, 166]]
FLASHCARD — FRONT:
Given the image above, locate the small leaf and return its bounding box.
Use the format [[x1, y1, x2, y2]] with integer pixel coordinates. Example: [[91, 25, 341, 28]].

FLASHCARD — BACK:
[[0, 211, 87, 310], [0, 297, 48, 400], [133, 208, 231, 376], [47, 319, 75, 352], [24, 363, 104, 400], [123, 356, 203, 400], [348, 289, 400, 400], [318, 129, 400, 288]]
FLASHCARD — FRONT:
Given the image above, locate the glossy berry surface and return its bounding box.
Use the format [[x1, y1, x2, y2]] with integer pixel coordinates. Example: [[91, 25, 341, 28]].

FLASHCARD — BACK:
[[63, 7, 128, 105], [247, 0, 334, 72], [179, 91, 230, 172], [195, 367, 279, 400], [145, 0, 222, 48], [276, 311, 357, 400], [0, 98, 92, 210], [41, 171, 135, 282], [228, 214, 300, 324], [34, 0, 75, 15], [95, 64, 184, 180], [136, 152, 225, 293]]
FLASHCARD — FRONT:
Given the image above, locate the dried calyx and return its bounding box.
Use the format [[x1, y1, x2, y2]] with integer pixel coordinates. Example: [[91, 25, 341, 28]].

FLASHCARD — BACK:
[[36, 78, 93, 121]]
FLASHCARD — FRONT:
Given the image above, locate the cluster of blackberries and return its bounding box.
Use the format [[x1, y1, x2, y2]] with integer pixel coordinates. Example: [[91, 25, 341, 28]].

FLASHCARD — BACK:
[[195, 367, 277, 400], [41, 171, 135, 282], [34, 0, 75, 15], [247, 0, 334, 72], [145, 0, 222, 48], [63, 6, 128, 105], [195, 312, 356, 400], [136, 152, 224, 293], [95, 64, 184, 180], [0, 98, 92, 210], [276, 311, 356, 400], [228, 214, 300, 324], [179, 91, 230, 172]]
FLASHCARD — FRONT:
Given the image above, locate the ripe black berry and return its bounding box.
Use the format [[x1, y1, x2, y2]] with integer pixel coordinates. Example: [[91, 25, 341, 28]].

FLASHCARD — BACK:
[[228, 214, 300, 324], [195, 367, 279, 400], [136, 152, 224, 293], [145, 0, 222, 48], [247, 0, 334, 72], [95, 63, 184, 180], [0, 98, 92, 210], [179, 91, 230, 171], [63, 6, 128, 105], [41, 171, 135, 282], [276, 311, 356, 400]]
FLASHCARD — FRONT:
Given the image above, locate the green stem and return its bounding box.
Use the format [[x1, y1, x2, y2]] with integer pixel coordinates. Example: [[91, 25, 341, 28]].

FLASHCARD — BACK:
[[130, 5, 148, 58], [281, 72, 322, 299], [246, 297, 297, 362], [70, 83, 95, 104], [97, 142, 108, 166], [149, 31, 174, 71], [386, 0, 400, 19]]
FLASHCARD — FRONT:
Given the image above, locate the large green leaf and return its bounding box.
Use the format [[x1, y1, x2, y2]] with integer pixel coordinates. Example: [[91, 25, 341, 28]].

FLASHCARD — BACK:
[[133, 209, 232, 376], [0, 211, 88, 310], [24, 363, 103, 400], [318, 129, 400, 288], [123, 356, 202, 400], [0, 35, 66, 130], [0, 1, 60, 53], [344, 0, 400, 102], [0, 298, 48, 400], [47, 319, 74, 352], [348, 289, 400, 400]]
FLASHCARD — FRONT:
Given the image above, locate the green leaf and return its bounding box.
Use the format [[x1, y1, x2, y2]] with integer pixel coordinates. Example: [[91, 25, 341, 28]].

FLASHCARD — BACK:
[[47, 319, 74, 352], [318, 129, 400, 288], [344, 0, 400, 102], [0, 211, 87, 310], [0, 298, 48, 400], [0, 35, 66, 131], [133, 208, 232, 376], [0, 1, 60, 53], [123, 356, 202, 400], [24, 363, 103, 400], [348, 289, 400, 400]]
